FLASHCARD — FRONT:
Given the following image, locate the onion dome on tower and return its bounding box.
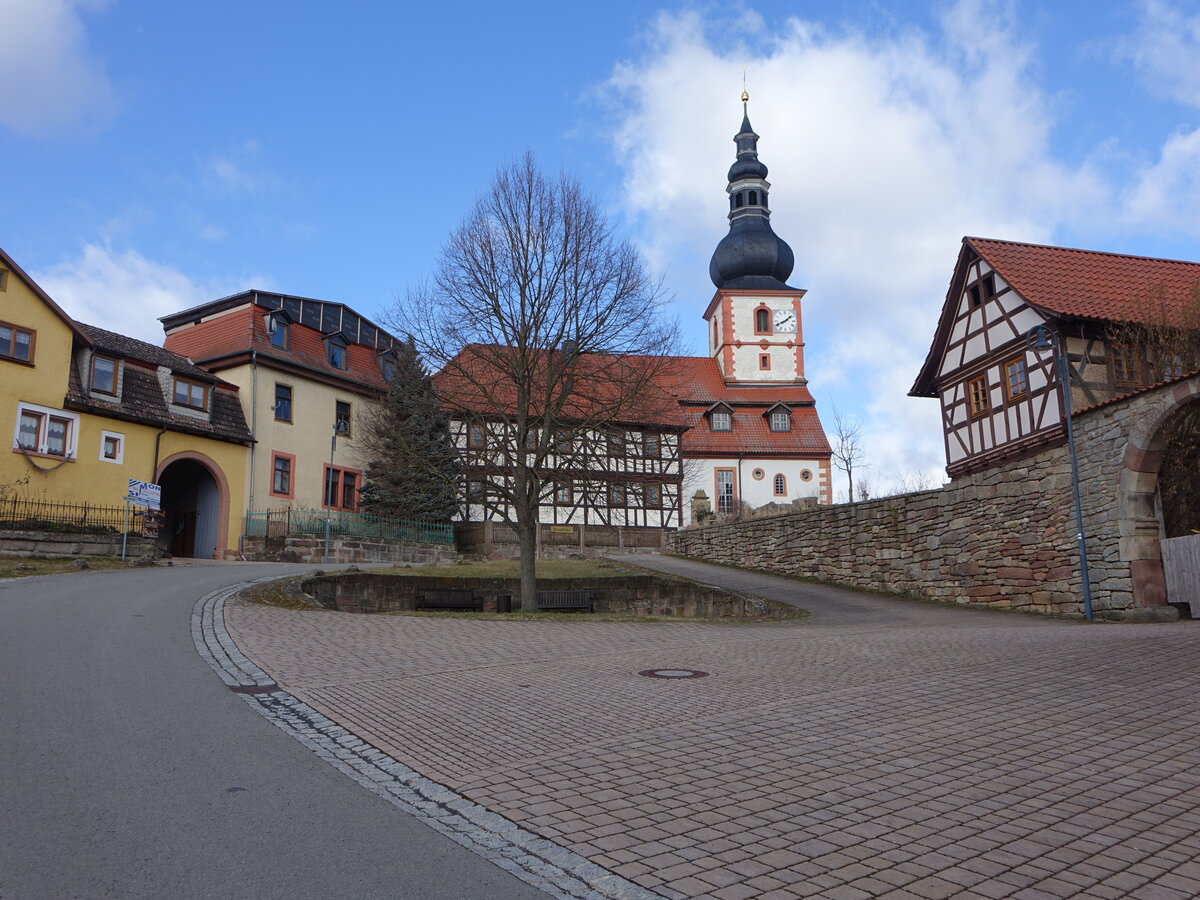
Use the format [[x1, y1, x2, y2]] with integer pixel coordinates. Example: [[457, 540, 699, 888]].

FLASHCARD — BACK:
[[708, 92, 796, 291]]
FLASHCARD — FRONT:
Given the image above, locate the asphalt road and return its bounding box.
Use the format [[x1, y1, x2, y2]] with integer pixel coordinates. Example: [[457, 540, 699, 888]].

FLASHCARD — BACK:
[[0, 563, 548, 900]]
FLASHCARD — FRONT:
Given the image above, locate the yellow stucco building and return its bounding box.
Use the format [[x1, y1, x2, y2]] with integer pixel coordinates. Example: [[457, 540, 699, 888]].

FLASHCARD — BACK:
[[161, 290, 397, 516], [0, 247, 252, 558]]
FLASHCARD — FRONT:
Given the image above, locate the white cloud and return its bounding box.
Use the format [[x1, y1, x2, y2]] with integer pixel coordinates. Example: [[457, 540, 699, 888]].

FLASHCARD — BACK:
[[0, 0, 114, 137], [1121, 125, 1200, 236], [34, 244, 267, 346], [604, 1, 1110, 493], [1119, 0, 1200, 109]]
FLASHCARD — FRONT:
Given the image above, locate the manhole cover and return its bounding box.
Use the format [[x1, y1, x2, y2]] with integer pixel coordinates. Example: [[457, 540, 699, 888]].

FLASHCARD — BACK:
[[638, 668, 709, 679]]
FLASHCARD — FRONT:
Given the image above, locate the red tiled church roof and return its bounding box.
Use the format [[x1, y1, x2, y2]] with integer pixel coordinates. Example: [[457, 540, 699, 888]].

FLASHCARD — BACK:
[[434, 345, 831, 457]]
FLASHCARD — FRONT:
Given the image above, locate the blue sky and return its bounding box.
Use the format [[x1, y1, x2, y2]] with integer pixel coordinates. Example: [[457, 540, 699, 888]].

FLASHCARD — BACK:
[[4, 0, 1200, 497]]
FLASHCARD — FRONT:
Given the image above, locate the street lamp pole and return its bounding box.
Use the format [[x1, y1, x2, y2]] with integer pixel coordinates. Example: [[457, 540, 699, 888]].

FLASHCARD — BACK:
[[324, 420, 349, 564], [1027, 326, 1094, 621]]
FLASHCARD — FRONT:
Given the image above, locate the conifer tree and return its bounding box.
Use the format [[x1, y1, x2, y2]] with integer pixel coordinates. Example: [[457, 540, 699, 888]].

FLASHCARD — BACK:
[[359, 337, 459, 522]]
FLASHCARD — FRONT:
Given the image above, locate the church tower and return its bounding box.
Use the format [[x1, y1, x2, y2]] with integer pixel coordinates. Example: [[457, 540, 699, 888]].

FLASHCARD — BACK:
[[704, 93, 807, 384]]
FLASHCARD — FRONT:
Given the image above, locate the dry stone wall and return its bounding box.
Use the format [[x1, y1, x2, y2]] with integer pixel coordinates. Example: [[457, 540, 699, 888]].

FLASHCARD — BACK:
[[671, 379, 1197, 620], [673, 445, 1084, 615]]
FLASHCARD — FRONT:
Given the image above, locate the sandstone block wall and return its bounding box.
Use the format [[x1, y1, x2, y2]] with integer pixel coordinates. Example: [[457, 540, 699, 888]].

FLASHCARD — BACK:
[[242, 534, 455, 565], [670, 376, 1198, 620], [0, 530, 153, 558]]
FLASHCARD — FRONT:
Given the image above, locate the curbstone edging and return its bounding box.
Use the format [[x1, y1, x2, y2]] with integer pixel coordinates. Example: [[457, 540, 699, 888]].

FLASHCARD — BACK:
[[192, 580, 662, 900]]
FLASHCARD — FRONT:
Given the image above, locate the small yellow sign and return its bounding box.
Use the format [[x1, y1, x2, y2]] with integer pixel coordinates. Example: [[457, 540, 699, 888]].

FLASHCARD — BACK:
[[549, 525, 575, 534]]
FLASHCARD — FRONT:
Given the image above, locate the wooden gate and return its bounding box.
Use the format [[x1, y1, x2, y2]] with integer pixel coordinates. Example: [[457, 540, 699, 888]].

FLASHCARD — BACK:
[[1161, 533, 1200, 617]]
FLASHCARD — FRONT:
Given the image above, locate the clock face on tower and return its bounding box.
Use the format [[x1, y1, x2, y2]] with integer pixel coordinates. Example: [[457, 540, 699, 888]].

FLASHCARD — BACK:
[[773, 308, 797, 333]]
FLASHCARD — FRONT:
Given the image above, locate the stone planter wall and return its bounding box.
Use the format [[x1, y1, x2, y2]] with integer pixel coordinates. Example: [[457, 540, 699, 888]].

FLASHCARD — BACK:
[[301, 572, 765, 617]]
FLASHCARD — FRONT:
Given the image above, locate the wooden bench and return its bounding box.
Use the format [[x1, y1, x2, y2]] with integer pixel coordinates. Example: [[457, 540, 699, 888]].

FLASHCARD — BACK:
[[415, 588, 480, 612], [535, 589, 594, 613]]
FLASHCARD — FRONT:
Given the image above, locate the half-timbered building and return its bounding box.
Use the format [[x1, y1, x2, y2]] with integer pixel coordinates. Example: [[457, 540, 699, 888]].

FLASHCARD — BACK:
[[437, 96, 833, 532], [912, 237, 1200, 477]]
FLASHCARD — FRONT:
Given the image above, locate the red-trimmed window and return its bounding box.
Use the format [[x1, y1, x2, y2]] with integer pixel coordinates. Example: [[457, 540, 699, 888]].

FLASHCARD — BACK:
[[773, 474, 787, 496], [643, 433, 660, 457], [645, 483, 662, 508], [754, 306, 771, 334], [759, 354, 771, 370], [467, 423, 486, 449], [715, 468, 736, 514], [323, 465, 360, 510], [271, 452, 295, 498]]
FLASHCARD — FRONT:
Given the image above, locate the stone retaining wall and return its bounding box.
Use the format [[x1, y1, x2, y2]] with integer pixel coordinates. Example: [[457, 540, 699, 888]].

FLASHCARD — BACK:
[[0, 530, 152, 558], [302, 572, 765, 617], [671, 378, 1199, 621], [242, 534, 455, 566]]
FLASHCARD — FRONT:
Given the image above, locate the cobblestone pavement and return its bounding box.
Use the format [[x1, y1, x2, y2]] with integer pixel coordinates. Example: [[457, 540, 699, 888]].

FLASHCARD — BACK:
[[225, 558, 1200, 900]]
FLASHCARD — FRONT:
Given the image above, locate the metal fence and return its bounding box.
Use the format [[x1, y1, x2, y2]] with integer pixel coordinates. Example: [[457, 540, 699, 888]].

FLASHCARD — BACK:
[[0, 495, 146, 535], [244, 508, 454, 546]]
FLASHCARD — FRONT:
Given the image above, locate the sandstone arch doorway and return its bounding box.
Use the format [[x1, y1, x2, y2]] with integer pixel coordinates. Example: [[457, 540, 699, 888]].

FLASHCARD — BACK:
[[1157, 400, 1200, 616], [156, 452, 230, 559]]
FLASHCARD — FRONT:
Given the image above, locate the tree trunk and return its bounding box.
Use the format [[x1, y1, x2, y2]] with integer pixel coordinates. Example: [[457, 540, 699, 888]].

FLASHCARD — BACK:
[[513, 468, 539, 612], [517, 521, 538, 611], [847, 469, 855, 505]]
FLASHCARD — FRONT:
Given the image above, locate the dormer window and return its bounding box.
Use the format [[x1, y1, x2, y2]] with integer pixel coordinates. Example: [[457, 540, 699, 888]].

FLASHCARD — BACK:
[[379, 352, 396, 382], [173, 377, 208, 410], [90, 354, 118, 395], [769, 410, 791, 432], [711, 410, 732, 431], [325, 333, 348, 370], [264, 309, 293, 350]]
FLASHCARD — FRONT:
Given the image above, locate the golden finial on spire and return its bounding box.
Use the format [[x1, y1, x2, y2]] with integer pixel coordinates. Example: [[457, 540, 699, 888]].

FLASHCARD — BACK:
[[741, 89, 749, 103], [741, 68, 749, 103]]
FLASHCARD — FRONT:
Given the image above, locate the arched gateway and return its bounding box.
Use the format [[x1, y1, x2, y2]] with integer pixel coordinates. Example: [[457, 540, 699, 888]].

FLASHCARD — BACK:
[[1119, 376, 1200, 615], [156, 451, 231, 559]]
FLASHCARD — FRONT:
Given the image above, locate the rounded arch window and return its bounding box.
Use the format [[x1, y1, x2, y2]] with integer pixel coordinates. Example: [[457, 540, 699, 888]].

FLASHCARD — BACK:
[[773, 474, 786, 496], [754, 307, 771, 333], [748, 190, 759, 205], [800, 469, 813, 482], [735, 193, 744, 208]]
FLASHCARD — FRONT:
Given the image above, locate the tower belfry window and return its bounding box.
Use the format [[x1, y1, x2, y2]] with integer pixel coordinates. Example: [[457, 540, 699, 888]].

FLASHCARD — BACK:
[[735, 193, 744, 208], [748, 190, 758, 205]]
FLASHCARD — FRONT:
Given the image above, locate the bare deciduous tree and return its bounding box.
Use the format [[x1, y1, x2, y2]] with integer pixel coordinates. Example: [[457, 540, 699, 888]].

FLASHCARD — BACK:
[[391, 154, 679, 610], [831, 407, 867, 505]]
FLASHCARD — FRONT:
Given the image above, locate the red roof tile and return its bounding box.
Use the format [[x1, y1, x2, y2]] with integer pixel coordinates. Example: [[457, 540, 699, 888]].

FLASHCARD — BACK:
[[969, 237, 1200, 325], [434, 345, 685, 428], [434, 345, 830, 457], [681, 407, 831, 456], [164, 305, 389, 392]]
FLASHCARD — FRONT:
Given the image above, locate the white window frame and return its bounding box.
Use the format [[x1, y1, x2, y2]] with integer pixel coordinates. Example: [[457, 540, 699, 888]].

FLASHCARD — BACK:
[[13, 402, 80, 459], [99, 430, 124, 464], [769, 411, 791, 432]]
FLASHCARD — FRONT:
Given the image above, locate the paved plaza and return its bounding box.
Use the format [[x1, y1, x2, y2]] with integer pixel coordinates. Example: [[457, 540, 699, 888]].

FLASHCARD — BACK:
[[225, 558, 1200, 900]]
